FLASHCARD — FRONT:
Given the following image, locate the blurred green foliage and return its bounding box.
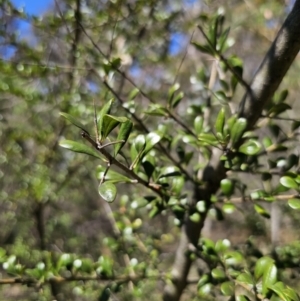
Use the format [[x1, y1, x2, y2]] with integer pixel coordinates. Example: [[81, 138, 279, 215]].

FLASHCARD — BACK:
[[1, 0, 300, 300]]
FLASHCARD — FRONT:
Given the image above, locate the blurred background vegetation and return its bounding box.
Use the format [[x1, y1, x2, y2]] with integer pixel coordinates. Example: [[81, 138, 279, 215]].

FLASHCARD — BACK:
[[1, 0, 300, 300]]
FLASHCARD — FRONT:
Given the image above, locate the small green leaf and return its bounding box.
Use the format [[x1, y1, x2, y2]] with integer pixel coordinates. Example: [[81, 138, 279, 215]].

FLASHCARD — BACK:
[[215, 239, 231, 253], [96, 166, 132, 183], [110, 57, 121, 69], [280, 176, 298, 189], [198, 133, 219, 146], [130, 135, 146, 169], [144, 132, 161, 154], [255, 257, 277, 296], [220, 179, 234, 196], [59, 140, 104, 160], [135, 135, 146, 153], [168, 83, 180, 107], [142, 158, 155, 179], [230, 118, 247, 146], [99, 286, 111, 301], [144, 104, 168, 116], [237, 272, 254, 287], [114, 120, 133, 156], [292, 120, 300, 131], [288, 198, 300, 210], [254, 256, 274, 280], [220, 281, 234, 296], [268, 103, 291, 117], [274, 89, 289, 104], [60, 112, 89, 134], [194, 116, 204, 135], [239, 140, 261, 155], [158, 166, 181, 179], [101, 115, 127, 139], [128, 88, 139, 100], [197, 274, 210, 288], [222, 203, 236, 214], [172, 91, 184, 108], [98, 182, 117, 203], [189, 212, 201, 223], [268, 282, 289, 301], [215, 90, 228, 102], [172, 177, 184, 195], [98, 99, 114, 140], [262, 262, 277, 295], [211, 268, 226, 280], [149, 206, 160, 218], [192, 41, 214, 55], [254, 204, 270, 219], [215, 107, 225, 136]]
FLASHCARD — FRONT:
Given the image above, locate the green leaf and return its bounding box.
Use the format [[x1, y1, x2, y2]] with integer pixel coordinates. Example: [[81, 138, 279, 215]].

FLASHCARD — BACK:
[[215, 239, 231, 253], [172, 91, 184, 108], [237, 271, 254, 287], [255, 257, 276, 295], [211, 267, 226, 280], [268, 282, 289, 301], [168, 83, 180, 107], [144, 132, 161, 154], [59, 112, 89, 134], [268, 103, 291, 117], [172, 177, 184, 195], [220, 179, 234, 196], [114, 120, 133, 156], [128, 88, 139, 100], [130, 135, 146, 169], [194, 116, 204, 135], [222, 203, 236, 214], [274, 89, 289, 104], [262, 263, 277, 296], [158, 166, 181, 179], [101, 114, 127, 139], [215, 90, 228, 102], [254, 256, 274, 280], [239, 139, 261, 155], [215, 107, 225, 136], [292, 120, 300, 131], [254, 204, 270, 219], [98, 99, 114, 140], [99, 286, 111, 301], [218, 27, 231, 53], [98, 182, 117, 203], [197, 274, 210, 287], [189, 212, 201, 223], [135, 135, 146, 153], [230, 118, 247, 146], [144, 104, 168, 116], [224, 251, 244, 266], [198, 133, 219, 146], [280, 176, 298, 189], [192, 41, 214, 55], [220, 281, 234, 296], [110, 57, 121, 69], [96, 166, 132, 183], [288, 198, 300, 210], [142, 159, 155, 179], [59, 140, 104, 160]]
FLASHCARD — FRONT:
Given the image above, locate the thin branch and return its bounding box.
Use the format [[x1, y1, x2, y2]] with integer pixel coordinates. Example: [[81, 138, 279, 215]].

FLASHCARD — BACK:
[[88, 65, 195, 183], [0, 274, 163, 286], [173, 30, 195, 85], [197, 24, 251, 94], [219, 193, 299, 204], [81, 132, 164, 197]]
